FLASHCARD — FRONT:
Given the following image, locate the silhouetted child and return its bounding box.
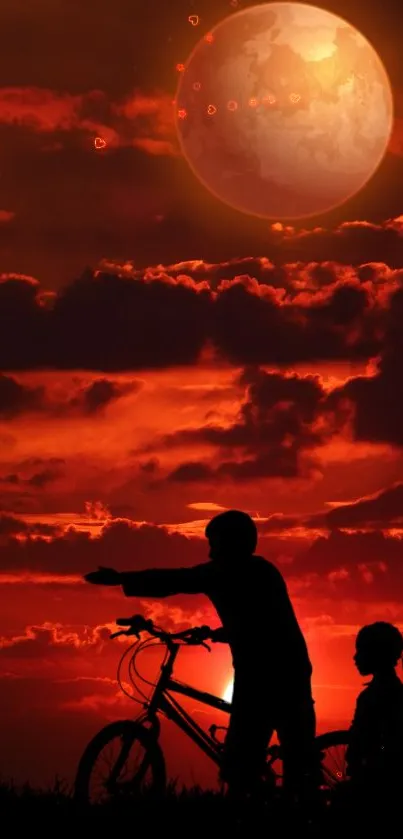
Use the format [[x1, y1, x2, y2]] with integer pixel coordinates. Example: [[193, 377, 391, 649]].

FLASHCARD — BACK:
[[85, 509, 318, 801], [346, 621, 403, 798]]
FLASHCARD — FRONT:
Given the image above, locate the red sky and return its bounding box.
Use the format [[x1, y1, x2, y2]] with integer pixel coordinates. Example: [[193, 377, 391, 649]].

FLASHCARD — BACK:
[[1, 0, 403, 790]]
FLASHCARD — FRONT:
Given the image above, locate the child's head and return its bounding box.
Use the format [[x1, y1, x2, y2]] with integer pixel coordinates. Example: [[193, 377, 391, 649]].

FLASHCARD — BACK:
[[354, 622, 403, 676], [205, 510, 257, 562]]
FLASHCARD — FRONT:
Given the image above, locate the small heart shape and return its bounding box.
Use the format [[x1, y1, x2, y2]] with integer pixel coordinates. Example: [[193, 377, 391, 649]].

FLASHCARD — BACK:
[[94, 137, 106, 149], [188, 15, 199, 26], [263, 94, 276, 105]]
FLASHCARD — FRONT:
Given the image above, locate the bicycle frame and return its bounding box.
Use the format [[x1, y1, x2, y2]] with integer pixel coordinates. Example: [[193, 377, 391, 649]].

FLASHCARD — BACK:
[[135, 639, 231, 765]]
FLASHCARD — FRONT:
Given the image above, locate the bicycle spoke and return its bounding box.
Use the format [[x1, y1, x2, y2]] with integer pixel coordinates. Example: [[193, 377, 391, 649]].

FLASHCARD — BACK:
[[265, 736, 349, 792], [89, 734, 154, 803], [321, 745, 348, 786]]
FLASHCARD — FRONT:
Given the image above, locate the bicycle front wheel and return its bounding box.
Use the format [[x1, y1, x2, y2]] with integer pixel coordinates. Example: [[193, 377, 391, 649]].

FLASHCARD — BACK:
[[74, 720, 166, 805]]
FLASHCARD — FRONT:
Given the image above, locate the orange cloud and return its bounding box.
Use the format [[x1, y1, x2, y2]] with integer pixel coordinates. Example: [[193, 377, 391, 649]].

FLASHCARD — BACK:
[[114, 91, 175, 141], [187, 502, 228, 512], [0, 86, 176, 155], [0, 573, 83, 585], [132, 137, 177, 155], [0, 621, 111, 655], [0, 87, 84, 131]]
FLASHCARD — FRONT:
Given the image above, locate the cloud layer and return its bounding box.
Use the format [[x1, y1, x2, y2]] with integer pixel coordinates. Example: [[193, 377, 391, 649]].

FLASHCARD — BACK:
[[1, 252, 402, 371]]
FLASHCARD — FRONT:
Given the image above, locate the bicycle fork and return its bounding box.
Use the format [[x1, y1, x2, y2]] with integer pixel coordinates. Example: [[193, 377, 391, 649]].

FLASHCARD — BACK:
[[108, 642, 179, 791]]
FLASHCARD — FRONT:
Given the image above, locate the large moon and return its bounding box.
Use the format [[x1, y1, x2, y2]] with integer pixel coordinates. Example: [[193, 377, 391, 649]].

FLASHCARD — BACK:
[[175, 3, 394, 219]]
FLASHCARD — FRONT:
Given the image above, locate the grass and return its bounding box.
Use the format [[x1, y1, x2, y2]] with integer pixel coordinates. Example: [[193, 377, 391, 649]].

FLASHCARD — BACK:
[[0, 777, 397, 834]]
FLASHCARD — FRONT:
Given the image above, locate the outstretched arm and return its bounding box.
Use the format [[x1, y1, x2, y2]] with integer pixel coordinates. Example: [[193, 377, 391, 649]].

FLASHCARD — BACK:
[[120, 566, 207, 598], [84, 565, 209, 598]]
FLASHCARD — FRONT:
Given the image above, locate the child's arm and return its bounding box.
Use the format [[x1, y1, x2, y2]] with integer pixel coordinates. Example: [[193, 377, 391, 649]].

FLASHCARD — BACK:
[[84, 564, 209, 598], [120, 566, 207, 598]]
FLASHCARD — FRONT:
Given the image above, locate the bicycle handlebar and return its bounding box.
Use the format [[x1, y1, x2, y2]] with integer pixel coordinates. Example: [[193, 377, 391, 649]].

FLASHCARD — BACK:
[[110, 614, 215, 649]]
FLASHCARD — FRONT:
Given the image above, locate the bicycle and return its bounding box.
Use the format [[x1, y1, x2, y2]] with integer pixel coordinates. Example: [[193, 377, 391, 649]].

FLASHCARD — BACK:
[[74, 614, 350, 804]]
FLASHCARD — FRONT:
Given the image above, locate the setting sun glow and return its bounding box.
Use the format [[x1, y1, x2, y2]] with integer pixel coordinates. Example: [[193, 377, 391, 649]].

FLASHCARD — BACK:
[[223, 680, 234, 703]]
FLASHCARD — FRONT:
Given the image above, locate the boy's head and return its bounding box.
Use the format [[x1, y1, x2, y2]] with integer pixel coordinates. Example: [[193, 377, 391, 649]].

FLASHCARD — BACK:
[[205, 510, 257, 562], [354, 622, 403, 676]]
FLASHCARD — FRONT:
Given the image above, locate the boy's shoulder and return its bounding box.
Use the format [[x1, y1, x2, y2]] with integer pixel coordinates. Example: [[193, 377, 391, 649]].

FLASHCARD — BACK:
[[356, 677, 403, 705], [252, 555, 287, 586], [353, 683, 381, 718]]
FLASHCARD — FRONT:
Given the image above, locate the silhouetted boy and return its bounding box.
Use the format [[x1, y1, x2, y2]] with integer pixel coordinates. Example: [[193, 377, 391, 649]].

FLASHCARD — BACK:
[[346, 621, 403, 800], [85, 510, 317, 799]]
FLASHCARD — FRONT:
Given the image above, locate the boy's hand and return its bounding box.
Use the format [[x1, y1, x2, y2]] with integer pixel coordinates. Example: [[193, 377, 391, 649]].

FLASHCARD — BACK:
[[84, 566, 121, 586]]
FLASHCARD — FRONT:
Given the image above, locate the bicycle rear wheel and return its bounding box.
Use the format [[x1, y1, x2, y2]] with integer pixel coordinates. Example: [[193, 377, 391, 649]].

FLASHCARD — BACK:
[[316, 730, 350, 789], [266, 729, 349, 792], [74, 720, 166, 805]]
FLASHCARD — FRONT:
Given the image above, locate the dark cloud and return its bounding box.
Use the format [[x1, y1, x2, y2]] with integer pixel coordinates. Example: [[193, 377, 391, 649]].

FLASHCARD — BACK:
[[0, 518, 207, 576], [272, 218, 403, 268], [26, 467, 63, 489], [69, 378, 141, 413], [125, 257, 298, 289], [0, 370, 140, 417], [135, 279, 403, 483], [161, 367, 330, 481], [168, 451, 317, 483], [0, 513, 28, 536], [1, 512, 403, 608], [209, 274, 378, 366], [325, 286, 403, 445], [0, 374, 44, 417], [296, 529, 403, 602], [259, 514, 301, 533], [49, 271, 212, 370], [0, 86, 175, 157], [138, 458, 159, 475], [259, 482, 403, 535], [168, 462, 213, 483], [0, 512, 60, 537], [305, 483, 403, 530], [1, 265, 399, 371], [258, 484, 403, 533], [1, 473, 19, 485]]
